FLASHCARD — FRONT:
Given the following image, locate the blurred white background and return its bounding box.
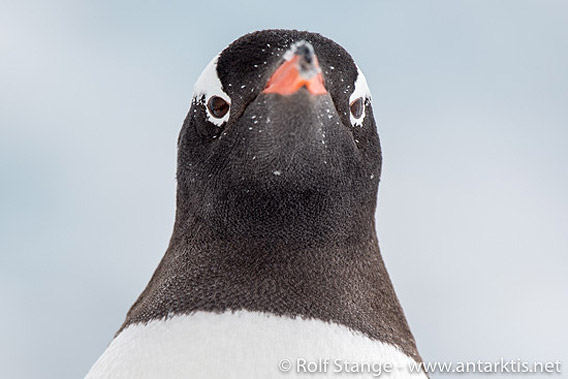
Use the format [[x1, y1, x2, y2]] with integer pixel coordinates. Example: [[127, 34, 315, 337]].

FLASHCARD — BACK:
[[1, 1, 566, 378]]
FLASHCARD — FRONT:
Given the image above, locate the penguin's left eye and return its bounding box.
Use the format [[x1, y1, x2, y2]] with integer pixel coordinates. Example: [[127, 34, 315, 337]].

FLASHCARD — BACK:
[[207, 96, 230, 118], [350, 97, 364, 119]]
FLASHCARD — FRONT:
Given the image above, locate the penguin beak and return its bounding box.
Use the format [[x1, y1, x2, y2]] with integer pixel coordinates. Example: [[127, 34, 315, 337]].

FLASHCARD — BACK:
[[263, 41, 327, 96]]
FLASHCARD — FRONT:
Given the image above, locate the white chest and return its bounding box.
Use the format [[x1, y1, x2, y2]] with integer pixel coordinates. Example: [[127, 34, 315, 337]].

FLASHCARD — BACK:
[[86, 311, 426, 378]]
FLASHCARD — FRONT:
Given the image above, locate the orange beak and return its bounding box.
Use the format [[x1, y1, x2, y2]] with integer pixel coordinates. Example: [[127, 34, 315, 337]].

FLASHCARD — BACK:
[[263, 47, 327, 96]]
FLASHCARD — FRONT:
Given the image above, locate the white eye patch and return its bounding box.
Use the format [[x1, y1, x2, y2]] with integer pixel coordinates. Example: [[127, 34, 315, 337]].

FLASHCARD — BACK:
[[349, 66, 372, 127], [193, 54, 231, 126]]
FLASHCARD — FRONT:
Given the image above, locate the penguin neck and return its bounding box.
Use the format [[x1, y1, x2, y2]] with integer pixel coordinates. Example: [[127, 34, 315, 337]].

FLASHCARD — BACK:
[[171, 184, 379, 252], [122, 184, 420, 362]]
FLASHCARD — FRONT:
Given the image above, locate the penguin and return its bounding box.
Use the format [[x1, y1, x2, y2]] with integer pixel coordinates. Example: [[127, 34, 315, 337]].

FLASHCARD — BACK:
[[86, 30, 427, 379]]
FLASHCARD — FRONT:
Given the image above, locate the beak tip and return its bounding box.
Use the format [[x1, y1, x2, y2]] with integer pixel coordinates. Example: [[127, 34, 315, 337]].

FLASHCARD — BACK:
[[263, 40, 327, 96], [295, 41, 315, 64]]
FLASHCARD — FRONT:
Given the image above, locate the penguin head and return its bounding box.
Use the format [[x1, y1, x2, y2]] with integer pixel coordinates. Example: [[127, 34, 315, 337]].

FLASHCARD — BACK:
[[176, 30, 381, 245]]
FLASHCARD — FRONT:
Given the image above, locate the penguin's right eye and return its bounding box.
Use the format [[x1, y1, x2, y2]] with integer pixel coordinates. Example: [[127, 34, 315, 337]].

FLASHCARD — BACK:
[[207, 96, 230, 118]]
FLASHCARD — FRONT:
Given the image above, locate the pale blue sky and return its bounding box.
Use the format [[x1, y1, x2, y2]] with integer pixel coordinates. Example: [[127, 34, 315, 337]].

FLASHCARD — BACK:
[[1, 1, 567, 378]]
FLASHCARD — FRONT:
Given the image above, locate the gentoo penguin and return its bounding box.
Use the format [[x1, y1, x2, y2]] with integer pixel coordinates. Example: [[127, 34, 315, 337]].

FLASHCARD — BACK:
[[87, 30, 427, 379]]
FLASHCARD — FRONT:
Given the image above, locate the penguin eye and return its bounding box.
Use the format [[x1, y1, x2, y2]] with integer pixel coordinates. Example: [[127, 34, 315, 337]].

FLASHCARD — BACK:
[[207, 96, 230, 118], [350, 97, 364, 119]]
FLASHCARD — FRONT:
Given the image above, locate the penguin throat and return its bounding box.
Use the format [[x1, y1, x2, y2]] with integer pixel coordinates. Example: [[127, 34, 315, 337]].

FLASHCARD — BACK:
[[172, 184, 377, 250]]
